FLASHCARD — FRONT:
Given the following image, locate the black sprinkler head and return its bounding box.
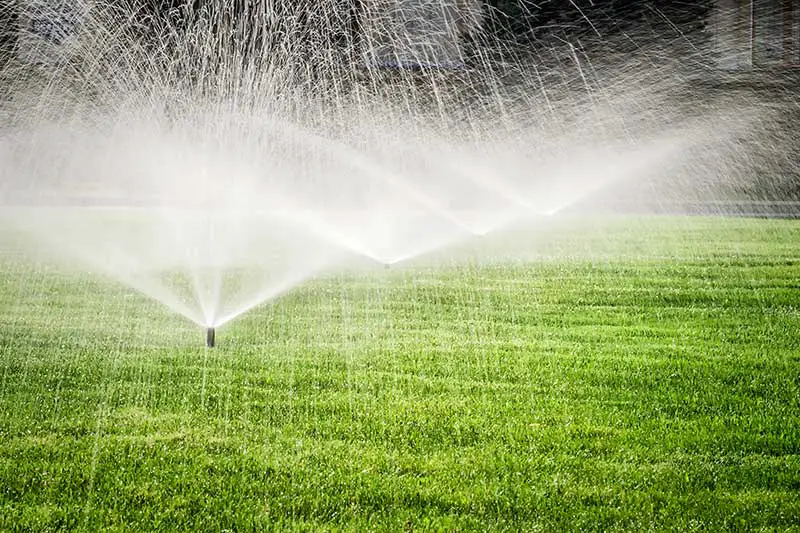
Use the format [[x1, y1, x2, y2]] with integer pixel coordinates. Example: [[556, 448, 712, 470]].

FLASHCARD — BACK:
[[206, 327, 215, 348]]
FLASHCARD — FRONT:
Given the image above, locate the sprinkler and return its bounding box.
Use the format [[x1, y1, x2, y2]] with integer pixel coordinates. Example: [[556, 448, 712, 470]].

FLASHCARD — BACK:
[[206, 327, 215, 348]]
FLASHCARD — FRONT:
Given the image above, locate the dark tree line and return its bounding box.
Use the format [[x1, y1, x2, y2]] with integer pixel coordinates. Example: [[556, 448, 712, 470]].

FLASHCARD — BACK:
[[1, 1, 715, 56], [0, 1, 18, 65], [483, 0, 713, 42]]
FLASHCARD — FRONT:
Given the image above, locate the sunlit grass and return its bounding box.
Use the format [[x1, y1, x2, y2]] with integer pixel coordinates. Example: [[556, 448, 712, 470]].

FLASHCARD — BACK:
[[1, 216, 799, 531]]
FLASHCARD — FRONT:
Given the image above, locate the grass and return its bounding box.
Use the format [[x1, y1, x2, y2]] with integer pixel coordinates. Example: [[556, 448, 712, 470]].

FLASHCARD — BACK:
[[0, 216, 799, 531]]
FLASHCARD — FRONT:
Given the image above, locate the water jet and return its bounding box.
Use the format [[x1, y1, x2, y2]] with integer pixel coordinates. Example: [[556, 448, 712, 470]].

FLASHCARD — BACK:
[[0, 0, 775, 339]]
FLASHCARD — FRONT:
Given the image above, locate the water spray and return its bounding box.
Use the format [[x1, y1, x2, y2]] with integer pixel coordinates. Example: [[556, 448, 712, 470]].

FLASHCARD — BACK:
[[1, 0, 775, 348], [206, 327, 215, 348]]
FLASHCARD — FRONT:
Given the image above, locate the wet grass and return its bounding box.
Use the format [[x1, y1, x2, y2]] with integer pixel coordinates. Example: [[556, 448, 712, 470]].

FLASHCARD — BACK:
[[0, 216, 799, 531]]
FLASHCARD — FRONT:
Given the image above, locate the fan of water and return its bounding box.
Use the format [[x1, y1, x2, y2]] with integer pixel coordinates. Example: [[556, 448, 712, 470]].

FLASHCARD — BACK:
[[0, 0, 774, 336]]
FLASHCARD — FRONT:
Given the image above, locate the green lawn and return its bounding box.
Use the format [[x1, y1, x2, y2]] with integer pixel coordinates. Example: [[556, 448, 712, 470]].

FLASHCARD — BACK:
[[1, 216, 799, 531]]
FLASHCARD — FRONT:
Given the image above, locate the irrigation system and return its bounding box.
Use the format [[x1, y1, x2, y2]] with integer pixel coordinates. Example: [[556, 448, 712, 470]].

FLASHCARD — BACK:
[[0, 1, 796, 347]]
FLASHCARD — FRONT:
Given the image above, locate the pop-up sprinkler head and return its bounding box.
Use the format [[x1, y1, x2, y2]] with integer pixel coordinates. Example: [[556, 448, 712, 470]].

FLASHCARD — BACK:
[[206, 327, 215, 348]]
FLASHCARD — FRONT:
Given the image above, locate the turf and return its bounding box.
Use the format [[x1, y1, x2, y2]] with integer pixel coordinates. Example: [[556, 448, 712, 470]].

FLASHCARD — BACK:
[[0, 216, 799, 531]]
